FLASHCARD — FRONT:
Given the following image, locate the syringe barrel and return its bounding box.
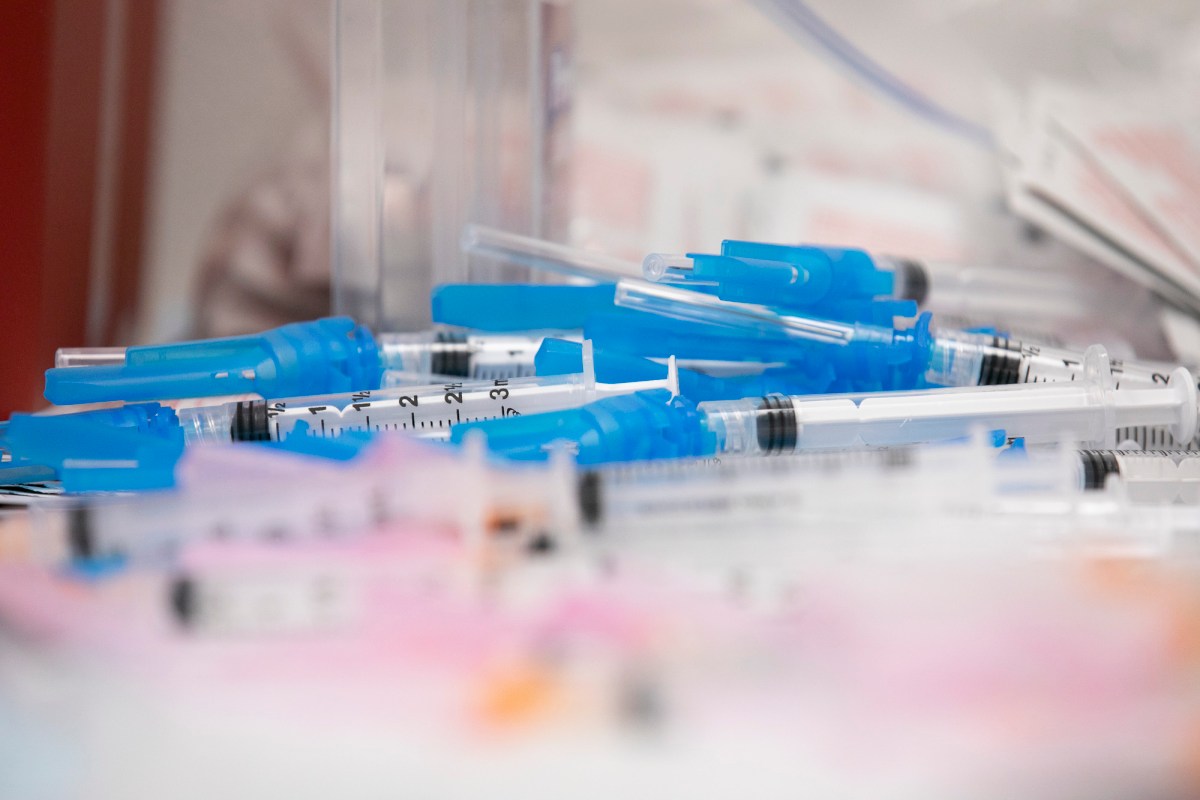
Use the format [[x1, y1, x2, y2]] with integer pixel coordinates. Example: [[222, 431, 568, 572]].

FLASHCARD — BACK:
[[924, 330, 1009, 387], [926, 328, 1194, 390], [580, 448, 914, 529], [200, 374, 591, 443], [376, 331, 543, 379], [1078, 450, 1200, 504], [176, 404, 237, 444], [700, 362, 1197, 455]]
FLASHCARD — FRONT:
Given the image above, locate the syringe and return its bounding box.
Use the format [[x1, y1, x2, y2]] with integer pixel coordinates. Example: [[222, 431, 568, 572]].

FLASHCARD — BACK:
[[453, 347, 1198, 464], [643, 240, 1135, 328], [1076, 450, 1200, 504], [44, 318, 565, 404], [701, 350, 1195, 456], [613, 279, 1190, 391], [2, 435, 576, 567], [571, 441, 1054, 535], [176, 342, 677, 444], [572, 444, 1200, 541], [463, 226, 1192, 395]]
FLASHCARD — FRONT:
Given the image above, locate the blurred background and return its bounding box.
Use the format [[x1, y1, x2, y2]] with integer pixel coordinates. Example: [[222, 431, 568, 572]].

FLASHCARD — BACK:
[[5, 0, 1200, 415]]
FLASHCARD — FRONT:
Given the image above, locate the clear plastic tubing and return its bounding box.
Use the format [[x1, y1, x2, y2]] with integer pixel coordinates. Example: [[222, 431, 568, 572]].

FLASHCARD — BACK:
[[697, 348, 1197, 455], [462, 224, 640, 281], [54, 347, 128, 368], [176, 367, 675, 444]]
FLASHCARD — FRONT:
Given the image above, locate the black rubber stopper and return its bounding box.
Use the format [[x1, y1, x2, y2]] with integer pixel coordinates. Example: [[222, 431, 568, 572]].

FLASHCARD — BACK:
[[978, 336, 1023, 386], [1079, 450, 1122, 490], [169, 576, 197, 628], [895, 259, 929, 306], [526, 532, 556, 555], [431, 331, 471, 377], [66, 506, 93, 559], [755, 395, 798, 454], [577, 471, 603, 528], [883, 447, 914, 470], [231, 400, 270, 441]]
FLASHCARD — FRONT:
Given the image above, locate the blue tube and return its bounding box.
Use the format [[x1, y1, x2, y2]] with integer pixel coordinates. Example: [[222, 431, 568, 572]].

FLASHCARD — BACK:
[[432, 283, 616, 331]]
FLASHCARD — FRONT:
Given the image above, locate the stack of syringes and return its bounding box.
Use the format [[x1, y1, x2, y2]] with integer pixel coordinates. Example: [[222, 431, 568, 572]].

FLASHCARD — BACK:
[[9, 226, 1200, 798]]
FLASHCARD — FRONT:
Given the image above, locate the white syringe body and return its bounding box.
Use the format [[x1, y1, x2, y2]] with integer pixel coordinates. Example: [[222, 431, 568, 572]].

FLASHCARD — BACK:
[[577, 439, 1073, 535], [1075, 450, 1200, 504], [926, 328, 1189, 389], [176, 343, 676, 443], [267, 375, 584, 441], [16, 437, 576, 566], [700, 348, 1197, 456]]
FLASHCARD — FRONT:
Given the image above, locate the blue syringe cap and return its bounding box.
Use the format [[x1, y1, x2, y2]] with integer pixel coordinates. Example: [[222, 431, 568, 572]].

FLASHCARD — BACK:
[[432, 283, 617, 332], [535, 338, 673, 384], [719, 240, 889, 294], [44, 317, 381, 404], [451, 389, 713, 465], [3, 408, 185, 492], [584, 309, 803, 364], [0, 402, 179, 443], [682, 241, 916, 324]]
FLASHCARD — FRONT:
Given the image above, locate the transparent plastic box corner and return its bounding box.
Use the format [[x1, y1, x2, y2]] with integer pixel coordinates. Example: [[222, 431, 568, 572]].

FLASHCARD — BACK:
[[332, 0, 573, 332]]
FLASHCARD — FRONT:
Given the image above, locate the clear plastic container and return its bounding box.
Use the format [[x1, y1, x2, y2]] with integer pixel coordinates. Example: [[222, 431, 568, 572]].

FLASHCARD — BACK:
[[331, 0, 573, 331]]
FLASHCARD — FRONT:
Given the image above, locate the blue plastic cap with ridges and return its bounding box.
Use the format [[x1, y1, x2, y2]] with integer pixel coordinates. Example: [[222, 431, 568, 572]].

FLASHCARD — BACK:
[[673, 241, 915, 325], [719, 240, 892, 295], [0, 402, 180, 444], [534, 338, 834, 400], [44, 317, 381, 404], [4, 412, 185, 492], [451, 389, 714, 465], [432, 283, 617, 332]]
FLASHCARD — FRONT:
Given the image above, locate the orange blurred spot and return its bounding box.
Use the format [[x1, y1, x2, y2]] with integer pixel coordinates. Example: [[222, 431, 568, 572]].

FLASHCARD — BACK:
[[1081, 558, 1200, 666], [475, 663, 561, 728]]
